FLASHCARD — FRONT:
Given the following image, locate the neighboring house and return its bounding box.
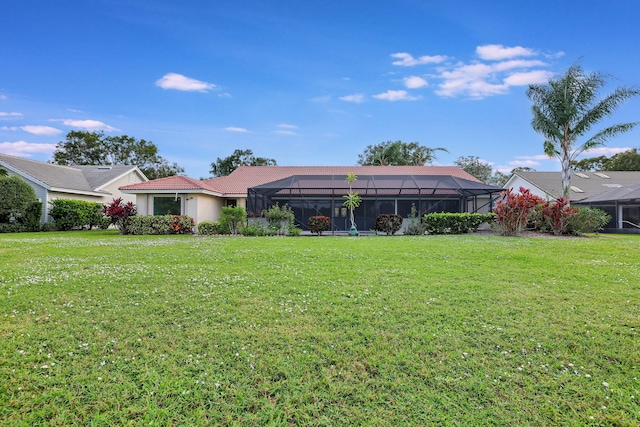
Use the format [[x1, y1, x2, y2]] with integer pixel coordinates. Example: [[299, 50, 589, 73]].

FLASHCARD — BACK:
[[504, 171, 640, 233], [575, 184, 640, 233], [120, 165, 502, 232], [0, 153, 148, 223]]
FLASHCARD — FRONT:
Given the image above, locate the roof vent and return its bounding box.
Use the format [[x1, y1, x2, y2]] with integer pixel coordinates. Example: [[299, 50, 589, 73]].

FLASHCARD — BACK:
[[570, 186, 584, 193], [98, 166, 112, 170], [574, 172, 589, 179], [594, 172, 610, 179]]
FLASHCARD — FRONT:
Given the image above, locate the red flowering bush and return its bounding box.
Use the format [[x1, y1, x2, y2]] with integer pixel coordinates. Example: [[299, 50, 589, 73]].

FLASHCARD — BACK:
[[493, 187, 545, 236], [308, 215, 330, 235], [102, 198, 137, 234], [375, 214, 403, 235], [542, 197, 578, 236]]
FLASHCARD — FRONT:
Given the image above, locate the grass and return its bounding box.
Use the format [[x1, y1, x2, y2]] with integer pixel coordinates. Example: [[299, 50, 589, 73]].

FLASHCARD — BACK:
[[1, 230, 639, 426]]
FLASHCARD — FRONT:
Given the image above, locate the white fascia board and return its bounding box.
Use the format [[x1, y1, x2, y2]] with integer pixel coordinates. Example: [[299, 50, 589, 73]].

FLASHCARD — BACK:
[[49, 187, 107, 197]]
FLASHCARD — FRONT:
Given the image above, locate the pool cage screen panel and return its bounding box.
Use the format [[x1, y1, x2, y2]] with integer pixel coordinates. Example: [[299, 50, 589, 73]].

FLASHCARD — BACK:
[[247, 174, 502, 231]]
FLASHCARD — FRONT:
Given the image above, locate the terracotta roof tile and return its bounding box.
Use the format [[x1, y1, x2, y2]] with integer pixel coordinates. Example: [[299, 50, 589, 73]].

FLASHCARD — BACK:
[[120, 175, 220, 192]]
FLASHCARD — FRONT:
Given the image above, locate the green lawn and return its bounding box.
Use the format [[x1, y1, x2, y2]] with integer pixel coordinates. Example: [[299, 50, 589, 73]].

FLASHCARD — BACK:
[[1, 231, 639, 426]]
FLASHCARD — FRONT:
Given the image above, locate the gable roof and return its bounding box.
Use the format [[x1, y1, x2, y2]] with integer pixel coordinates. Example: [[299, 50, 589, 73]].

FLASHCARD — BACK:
[[506, 171, 640, 201], [0, 153, 147, 196], [120, 165, 482, 196]]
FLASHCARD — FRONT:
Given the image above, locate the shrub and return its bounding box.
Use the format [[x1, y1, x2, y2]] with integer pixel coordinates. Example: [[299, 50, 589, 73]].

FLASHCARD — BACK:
[[19, 201, 43, 232], [171, 215, 194, 234], [127, 215, 194, 235], [241, 221, 267, 236], [102, 198, 137, 234], [49, 199, 105, 231], [567, 206, 611, 235], [542, 197, 578, 236], [424, 213, 494, 234], [403, 204, 426, 235], [308, 216, 330, 235], [264, 203, 295, 235], [493, 187, 545, 236], [198, 221, 222, 235], [375, 214, 403, 235], [0, 176, 37, 223], [219, 206, 246, 235], [41, 222, 59, 232], [0, 223, 26, 233]]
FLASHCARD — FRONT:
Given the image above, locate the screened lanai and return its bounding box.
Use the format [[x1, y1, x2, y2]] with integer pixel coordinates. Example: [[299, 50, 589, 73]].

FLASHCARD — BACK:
[[247, 174, 503, 232]]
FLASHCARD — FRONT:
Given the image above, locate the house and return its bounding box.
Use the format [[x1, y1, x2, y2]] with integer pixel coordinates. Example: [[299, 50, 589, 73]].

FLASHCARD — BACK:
[[0, 153, 148, 223], [503, 170, 640, 233], [574, 184, 640, 233], [120, 165, 503, 232], [503, 171, 640, 201]]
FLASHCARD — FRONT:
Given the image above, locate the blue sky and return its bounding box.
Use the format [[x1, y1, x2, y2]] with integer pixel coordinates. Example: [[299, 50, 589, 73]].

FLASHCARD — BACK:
[[2, 0, 639, 179]]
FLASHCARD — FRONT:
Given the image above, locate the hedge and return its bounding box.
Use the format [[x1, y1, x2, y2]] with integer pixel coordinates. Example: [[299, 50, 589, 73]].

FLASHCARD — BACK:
[[127, 215, 194, 235], [423, 213, 495, 234]]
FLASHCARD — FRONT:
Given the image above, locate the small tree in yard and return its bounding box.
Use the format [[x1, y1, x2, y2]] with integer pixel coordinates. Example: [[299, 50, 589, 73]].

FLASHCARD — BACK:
[[342, 173, 362, 236], [102, 198, 137, 234]]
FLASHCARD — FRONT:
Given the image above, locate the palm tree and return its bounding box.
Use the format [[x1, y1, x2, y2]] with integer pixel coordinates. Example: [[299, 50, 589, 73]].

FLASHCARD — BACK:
[[527, 63, 640, 198]]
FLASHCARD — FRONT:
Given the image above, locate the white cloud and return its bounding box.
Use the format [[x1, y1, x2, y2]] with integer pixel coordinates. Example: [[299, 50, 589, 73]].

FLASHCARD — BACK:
[[503, 70, 553, 86], [0, 95, 7, 101], [59, 119, 118, 131], [581, 147, 632, 157], [1, 126, 18, 131], [277, 124, 298, 129], [155, 73, 216, 92], [0, 141, 57, 157], [435, 58, 550, 98], [403, 76, 428, 89], [275, 130, 298, 136], [391, 52, 447, 67], [0, 112, 23, 119], [476, 44, 537, 61], [373, 90, 421, 102], [339, 93, 365, 103], [20, 125, 63, 136], [224, 127, 249, 133]]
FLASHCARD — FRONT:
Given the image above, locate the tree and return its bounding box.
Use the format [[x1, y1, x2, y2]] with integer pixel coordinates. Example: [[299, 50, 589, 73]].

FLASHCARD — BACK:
[[0, 169, 8, 177], [357, 141, 448, 166], [527, 63, 640, 198], [572, 155, 609, 172], [342, 173, 362, 235], [604, 148, 640, 170], [455, 156, 493, 183], [53, 131, 184, 180], [573, 148, 640, 171], [0, 176, 37, 223], [210, 149, 277, 177]]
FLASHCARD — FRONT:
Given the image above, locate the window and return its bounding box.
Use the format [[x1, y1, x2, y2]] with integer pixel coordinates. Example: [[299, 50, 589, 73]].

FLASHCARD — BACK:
[[153, 196, 181, 215], [226, 199, 237, 207]]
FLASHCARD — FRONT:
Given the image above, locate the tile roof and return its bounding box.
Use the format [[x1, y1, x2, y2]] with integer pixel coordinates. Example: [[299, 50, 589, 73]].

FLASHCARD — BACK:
[[0, 153, 143, 194], [120, 175, 222, 193], [511, 171, 640, 201], [204, 165, 481, 195]]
